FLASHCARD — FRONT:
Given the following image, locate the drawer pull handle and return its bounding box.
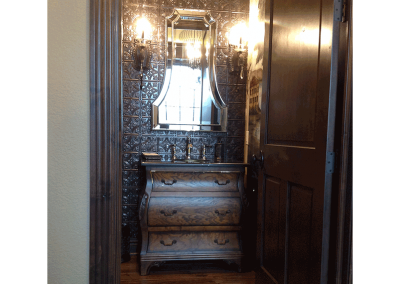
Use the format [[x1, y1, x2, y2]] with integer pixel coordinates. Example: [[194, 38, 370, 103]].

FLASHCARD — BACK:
[[160, 209, 177, 216], [214, 239, 229, 245], [160, 240, 177, 246], [215, 179, 230, 185], [161, 179, 177, 185], [215, 209, 231, 216]]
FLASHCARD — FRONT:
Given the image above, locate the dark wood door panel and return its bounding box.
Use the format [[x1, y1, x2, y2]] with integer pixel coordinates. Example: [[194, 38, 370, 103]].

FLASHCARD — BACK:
[[267, 0, 323, 146], [262, 176, 286, 284], [286, 183, 314, 284], [259, 178, 324, 284], [264, 146, 325, 190]]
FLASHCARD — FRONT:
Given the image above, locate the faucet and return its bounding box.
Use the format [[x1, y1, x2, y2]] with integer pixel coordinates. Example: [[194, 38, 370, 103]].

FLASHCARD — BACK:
[[169, 144, 177, 161], [201, 144, 212, 160], [186, 136, 192, 160]]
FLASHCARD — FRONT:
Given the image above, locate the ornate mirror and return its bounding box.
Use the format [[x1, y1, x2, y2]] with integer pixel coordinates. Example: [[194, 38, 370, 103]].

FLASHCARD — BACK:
[[152, 9, 227, 131]]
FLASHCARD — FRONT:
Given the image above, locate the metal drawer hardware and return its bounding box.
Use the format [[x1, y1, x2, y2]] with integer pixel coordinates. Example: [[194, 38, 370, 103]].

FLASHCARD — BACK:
[[214, 239, 229, 245], [161, 179, 177, 185], [160, 209, 177, 216], [215, 209, 231, 216], [160, 240, 177, 246], [215, 179, 230, 185]]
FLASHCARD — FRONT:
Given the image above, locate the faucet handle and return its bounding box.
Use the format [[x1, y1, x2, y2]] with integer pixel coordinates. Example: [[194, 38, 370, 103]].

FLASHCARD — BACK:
[[169, 144, 177, 161], [202, 144, 212, 160]]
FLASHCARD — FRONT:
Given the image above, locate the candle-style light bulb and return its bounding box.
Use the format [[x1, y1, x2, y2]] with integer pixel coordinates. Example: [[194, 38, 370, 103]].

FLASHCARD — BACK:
[[136, 17, 152, 40], [229, 23, 248, 47]]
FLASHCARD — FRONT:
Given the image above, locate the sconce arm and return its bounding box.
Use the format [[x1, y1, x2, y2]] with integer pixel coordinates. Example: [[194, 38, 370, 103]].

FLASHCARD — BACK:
[[133, 39, 153, 89], [228, 44, 247, 79]]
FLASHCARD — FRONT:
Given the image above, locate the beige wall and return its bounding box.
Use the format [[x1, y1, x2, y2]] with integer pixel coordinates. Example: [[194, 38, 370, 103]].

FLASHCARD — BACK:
[[48, 0, 90, 283]]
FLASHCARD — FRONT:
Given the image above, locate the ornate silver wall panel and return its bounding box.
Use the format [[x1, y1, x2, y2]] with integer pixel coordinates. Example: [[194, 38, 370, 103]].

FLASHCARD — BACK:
[[122, 0, 249, 256]]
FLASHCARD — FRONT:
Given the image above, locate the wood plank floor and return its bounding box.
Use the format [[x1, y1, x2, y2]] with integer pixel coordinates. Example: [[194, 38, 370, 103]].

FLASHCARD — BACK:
[[121, 257, 258, 284]]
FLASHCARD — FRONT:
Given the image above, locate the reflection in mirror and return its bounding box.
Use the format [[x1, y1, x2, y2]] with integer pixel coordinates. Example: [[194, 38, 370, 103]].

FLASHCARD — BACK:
[[152, 9, 227, 131]]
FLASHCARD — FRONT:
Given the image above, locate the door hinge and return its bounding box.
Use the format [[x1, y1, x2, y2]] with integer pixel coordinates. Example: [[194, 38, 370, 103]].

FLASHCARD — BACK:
[[334, 0, 346, 22], [326, 152, 335, 174]]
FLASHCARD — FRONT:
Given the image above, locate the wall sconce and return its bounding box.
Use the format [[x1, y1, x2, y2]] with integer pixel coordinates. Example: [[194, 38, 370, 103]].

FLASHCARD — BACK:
[[133, 17, 153, 89], [228, 23, 248, 79]]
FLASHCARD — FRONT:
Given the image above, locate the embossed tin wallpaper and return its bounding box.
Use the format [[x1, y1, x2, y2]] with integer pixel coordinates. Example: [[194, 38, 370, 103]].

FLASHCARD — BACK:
[[121, 0, 250, 256]]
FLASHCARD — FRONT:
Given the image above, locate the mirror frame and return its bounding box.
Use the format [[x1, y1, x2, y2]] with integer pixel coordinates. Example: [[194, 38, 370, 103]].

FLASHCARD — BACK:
[[152, 9, 227, 132]]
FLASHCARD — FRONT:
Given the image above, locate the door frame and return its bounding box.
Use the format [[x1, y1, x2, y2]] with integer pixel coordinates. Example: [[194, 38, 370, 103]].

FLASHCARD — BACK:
[[90, 0, 122, 283], [88, 0, 352, 282], [334, 0, 352, 282]]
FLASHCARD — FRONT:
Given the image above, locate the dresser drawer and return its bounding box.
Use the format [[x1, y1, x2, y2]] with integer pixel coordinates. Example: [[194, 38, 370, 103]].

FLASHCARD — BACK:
[[148, 231, 240, 253], [152, 171, 239, 192], [148, 197, 241, 226]]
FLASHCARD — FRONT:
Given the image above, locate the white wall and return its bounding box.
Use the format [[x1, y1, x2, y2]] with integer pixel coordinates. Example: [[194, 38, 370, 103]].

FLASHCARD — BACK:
[[48, 0, 90, 283]]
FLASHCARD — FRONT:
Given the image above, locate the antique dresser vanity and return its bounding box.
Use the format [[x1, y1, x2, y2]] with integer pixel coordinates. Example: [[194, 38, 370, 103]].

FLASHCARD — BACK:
[[139, 161, 247, 275]]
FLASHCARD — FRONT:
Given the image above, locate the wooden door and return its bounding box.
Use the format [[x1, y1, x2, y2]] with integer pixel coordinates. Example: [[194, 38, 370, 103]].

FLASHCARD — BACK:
[[255, 0, 344, 283]]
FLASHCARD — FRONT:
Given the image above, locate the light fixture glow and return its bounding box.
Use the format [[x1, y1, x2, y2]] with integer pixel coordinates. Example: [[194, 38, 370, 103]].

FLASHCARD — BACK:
[[228, 22, 249, 79], [229, 22, 248, 48], [135, 17, 152, 40]]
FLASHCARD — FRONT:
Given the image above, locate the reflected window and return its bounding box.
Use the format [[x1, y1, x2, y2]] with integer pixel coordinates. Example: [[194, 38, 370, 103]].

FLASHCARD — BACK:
[[159, 65, 202, 130], [158, 44, 215, 130], [152, 9, 227, 132]]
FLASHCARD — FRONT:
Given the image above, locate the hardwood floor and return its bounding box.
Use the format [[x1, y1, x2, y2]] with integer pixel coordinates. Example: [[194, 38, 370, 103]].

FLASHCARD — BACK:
[[121, 256, 258, 283]]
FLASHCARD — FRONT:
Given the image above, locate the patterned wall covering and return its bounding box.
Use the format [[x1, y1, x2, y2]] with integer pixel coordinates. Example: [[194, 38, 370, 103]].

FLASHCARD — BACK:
[[122, 0, 249, 256]]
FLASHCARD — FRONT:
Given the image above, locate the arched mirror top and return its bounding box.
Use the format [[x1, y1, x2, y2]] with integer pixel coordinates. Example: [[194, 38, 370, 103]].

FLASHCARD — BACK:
[[152, 9, 227, 132]]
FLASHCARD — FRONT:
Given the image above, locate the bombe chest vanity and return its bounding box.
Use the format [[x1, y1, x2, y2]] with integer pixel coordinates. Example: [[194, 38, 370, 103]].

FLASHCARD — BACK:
[[139, 161, 247, 275]]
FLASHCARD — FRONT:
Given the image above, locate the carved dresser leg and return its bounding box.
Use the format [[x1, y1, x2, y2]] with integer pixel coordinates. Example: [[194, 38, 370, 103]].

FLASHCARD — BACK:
[[237, 259, 242, 273], [224, 259, 243, 272], [140, 261, 166, 275], [140, 261, 152, 276]]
